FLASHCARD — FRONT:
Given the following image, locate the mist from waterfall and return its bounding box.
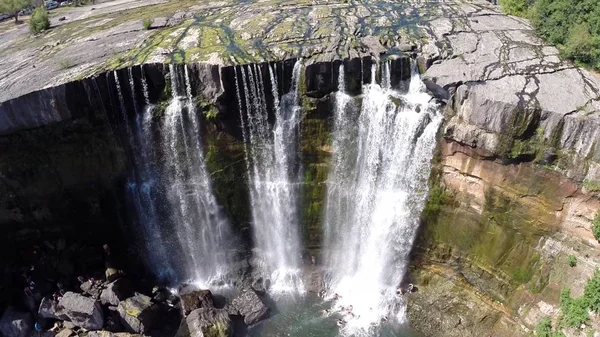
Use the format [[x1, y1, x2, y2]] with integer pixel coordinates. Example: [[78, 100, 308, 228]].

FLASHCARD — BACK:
[[234, 61, 305, 293], [323, 60, 443, 333], [115, 65, 235, 286]]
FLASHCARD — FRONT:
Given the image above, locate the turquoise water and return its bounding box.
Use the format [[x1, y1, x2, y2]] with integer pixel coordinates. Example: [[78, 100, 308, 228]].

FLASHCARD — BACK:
[[247, 295, 423, 337]]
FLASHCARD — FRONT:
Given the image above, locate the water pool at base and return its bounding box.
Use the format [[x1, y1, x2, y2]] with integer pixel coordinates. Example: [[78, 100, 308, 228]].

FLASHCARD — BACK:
[[246, 294, 423, 337]]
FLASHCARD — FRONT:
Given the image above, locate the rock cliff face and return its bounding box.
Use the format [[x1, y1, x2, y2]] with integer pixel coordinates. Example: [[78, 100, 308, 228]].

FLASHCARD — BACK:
[[408, 3, 600, 336], [0, 0, 599, 336]]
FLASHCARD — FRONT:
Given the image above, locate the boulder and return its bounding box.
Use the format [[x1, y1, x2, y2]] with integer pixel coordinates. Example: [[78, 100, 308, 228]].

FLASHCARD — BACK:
[[231, 289, 269, 325], [117, 293, 158, 334], [175, 308, 231, 337], [180, 289, 214, 316], [38, 297, 69, 320], [58, 292, 104, 330], [223, 304, 239, 316], [80, 280, 102, 298], [0, 307, 32, 337], [56, 329, 74, 337], [101, 278, 134, 306]]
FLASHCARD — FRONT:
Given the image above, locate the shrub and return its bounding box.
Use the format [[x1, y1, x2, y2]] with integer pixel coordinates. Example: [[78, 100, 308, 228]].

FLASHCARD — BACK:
[[568, 255, 577, 267], [583, 270, 600, 313], [499, 0, 531, 16], [592, 211, 600, 241], [29, 7, 50, 34], [143, 18, 153, 30], [536, 317, 566, 337], [536, 317, 553, 337], [56, 58, 73, 70], [560, 288, 589, 328], [564, 23, 597, 64]]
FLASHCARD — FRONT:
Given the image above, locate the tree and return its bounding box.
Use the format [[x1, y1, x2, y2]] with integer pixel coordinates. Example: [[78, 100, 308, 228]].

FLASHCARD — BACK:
[[0, 0, 30, 23], [29, 6, 49, 34], [499, 0, 532, 16]]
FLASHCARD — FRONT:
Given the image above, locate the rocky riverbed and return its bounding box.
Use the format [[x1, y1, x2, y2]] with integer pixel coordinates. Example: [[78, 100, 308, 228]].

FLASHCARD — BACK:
[[0, 239, 277, 337]]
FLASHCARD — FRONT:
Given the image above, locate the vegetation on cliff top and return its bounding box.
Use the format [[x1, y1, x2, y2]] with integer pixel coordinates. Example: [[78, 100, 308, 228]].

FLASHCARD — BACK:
[[593, 210, 600, 241], [557, 269, 600, 329], [29, 7, 50, 34], [0, 0, 28, 23], [536, 317, 565, 337], [499, 0, 600, 70]]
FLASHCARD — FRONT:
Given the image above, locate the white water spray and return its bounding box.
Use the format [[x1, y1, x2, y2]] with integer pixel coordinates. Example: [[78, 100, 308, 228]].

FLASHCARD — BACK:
[[158, 64, 234, 285], [235, 61, 305, 293], [323, 60, 443, 334]]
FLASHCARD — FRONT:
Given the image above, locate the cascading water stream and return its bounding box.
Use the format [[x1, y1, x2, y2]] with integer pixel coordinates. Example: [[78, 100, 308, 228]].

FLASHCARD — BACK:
[[160, 64, 234, 285], [235, 61, 305, 293], [323, 60, 443, 334], [114, 65, 234, 285], [115, 68, 174, 281]]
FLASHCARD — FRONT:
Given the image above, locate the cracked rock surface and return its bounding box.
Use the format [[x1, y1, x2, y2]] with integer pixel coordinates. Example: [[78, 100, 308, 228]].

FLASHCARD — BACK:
[[421, 1, 600, 180]]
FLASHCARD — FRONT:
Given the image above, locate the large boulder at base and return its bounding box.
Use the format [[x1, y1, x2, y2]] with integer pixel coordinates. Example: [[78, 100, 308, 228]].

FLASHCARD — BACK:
[[38, 297, 69, 320], [117, 293, 158, 334], [58, 292, 104, 330], [175, 308, 231, 337], [101, 278, 134, 306], [0, 307, 32, 337], [231, 289, 269, 325], [180, 289, 214, 316]]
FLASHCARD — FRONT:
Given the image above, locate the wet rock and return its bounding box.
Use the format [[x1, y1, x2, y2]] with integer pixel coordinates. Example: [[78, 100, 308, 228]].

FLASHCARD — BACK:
[[223, 304, 239, 316], [58, 292, 104, 330], [180, 289, 214, 316], [56, 329, 74, 337], [101, 278, 134, 306], [0, 307, 33, 337], [250, 277, 269, 295], [231, 289, 269, 325], [422, 78, 449, 102], [117, 293, 158, 334], [175, 308, 231, 337], [38, 297, 68, 320]]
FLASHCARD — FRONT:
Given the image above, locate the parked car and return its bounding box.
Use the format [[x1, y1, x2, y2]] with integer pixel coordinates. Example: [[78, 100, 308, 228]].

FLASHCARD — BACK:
[[0, 13, 11, 21], [45, 1, 59, 10], [19, 8, 33, 16]]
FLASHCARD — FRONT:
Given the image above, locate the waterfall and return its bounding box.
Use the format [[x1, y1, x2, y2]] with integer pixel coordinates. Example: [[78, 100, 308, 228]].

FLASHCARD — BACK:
[[115, 69, 174, 281], [159, 64, 234, 285], [235, 61, 305, 293], [115, 65, 234, 285], [323, 60, 443, 333]]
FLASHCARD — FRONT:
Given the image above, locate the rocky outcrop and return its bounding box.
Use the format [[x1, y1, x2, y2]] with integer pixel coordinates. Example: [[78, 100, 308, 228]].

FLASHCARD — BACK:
[[421, 4, 600, 180], [39, 297, 69, 320], [58, 292, 104, 330], [180, 289, 214, 316], [117, 293, 158, 334], [101, 279, 134, 307], [175, 308, 231, 337], [230, 289, 269, 326]]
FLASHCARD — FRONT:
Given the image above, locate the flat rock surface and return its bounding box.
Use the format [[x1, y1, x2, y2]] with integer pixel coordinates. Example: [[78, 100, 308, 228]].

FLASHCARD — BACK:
[[0, 0, 536, 103]]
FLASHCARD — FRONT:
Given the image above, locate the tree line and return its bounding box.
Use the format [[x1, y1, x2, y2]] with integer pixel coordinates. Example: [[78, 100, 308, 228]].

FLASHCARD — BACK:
[[500, 0, 600, 71]]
